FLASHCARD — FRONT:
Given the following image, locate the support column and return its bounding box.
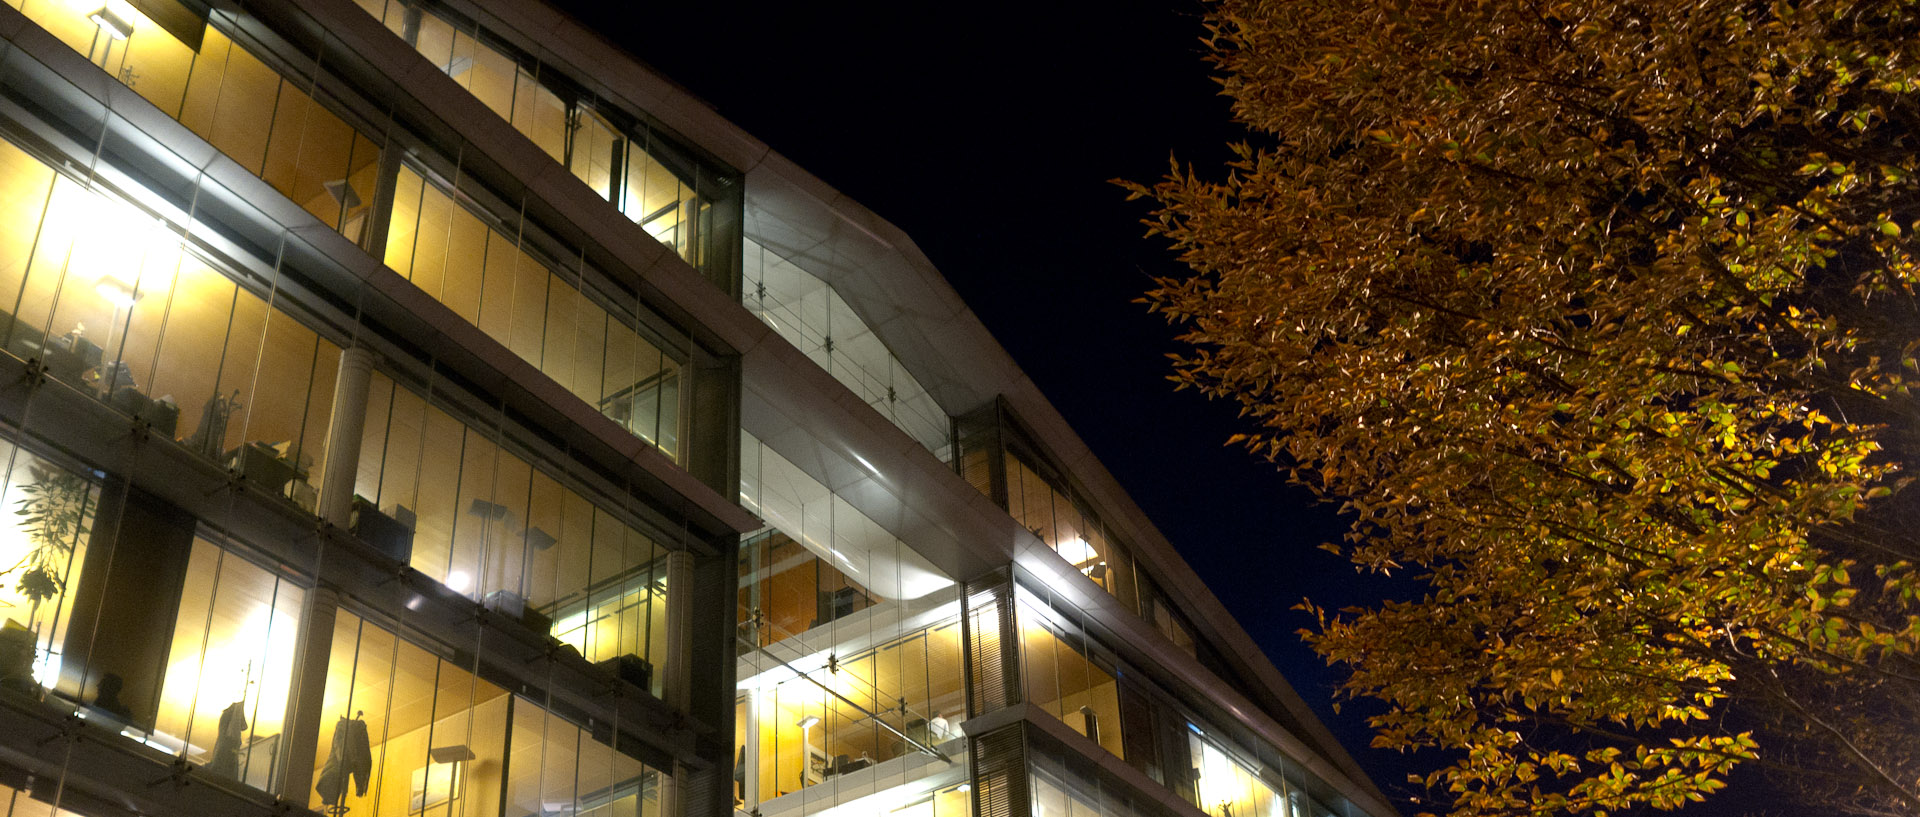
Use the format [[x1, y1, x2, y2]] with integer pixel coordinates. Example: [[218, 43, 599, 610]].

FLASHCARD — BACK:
[[279, 587, 340, 802], [962, 567, 1021, 718], [656, 762, 682, 817], [318, 346, 376, 527], [664, 548, 694, 712]]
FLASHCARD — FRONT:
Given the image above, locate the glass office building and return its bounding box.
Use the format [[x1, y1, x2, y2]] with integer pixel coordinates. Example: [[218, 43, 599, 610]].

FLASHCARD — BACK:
[[0, 3, 1394, 817]]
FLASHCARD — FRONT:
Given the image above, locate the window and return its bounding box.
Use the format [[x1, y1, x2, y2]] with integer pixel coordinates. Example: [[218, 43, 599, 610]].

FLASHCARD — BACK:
[[743, 239, 950, 460], [315, 612, 666, 817], [10, 0, 379, 240], [349, 0, 741, 285], [0, 137, 341, 510], [383, 168, 684, 462], [355, 372, 673, 697]]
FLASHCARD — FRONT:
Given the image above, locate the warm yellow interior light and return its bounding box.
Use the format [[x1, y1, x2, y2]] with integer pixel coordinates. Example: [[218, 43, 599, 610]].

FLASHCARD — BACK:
[[94, 276, 139, 309], [88, 6, 132, 40], [1056, 536, 1097, 565]]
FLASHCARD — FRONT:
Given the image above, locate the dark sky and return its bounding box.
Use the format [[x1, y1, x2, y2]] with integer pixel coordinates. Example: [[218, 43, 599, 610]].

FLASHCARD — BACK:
[[551, 3, 1778, 815]]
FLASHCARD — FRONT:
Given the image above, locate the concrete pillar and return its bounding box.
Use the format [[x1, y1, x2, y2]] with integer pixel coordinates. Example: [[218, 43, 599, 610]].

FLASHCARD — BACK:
[[317, 346, 376, 527], [664, 548, 694, 712], [280, 587, 340, 801]]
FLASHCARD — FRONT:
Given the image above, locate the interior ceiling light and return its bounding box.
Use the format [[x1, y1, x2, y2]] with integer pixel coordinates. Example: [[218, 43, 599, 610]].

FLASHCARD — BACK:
[[88, 7, 132, 40], [94, 277, 139, 309]]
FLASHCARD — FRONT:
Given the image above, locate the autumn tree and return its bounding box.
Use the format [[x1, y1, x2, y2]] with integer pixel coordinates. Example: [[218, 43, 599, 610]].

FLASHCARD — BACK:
[[1128, 0, 1920, 814]]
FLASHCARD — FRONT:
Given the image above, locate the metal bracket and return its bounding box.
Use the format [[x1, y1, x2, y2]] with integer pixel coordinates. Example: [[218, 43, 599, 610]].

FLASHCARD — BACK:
[[148, 759, 192, 790]]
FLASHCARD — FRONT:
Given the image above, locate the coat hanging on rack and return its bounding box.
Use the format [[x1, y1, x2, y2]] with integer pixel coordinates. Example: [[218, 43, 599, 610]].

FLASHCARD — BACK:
[[207, 700, 247, 777], [316, 714, 372, 806]]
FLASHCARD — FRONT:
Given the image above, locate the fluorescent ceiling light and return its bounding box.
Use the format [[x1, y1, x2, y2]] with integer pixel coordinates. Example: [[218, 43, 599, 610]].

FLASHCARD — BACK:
[[1056, 536, 1097, 565], [89, 7, 132, 40], [95, 277, 139, 309]]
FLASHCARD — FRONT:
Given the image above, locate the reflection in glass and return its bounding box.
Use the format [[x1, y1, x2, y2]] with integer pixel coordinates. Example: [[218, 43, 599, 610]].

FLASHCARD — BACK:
[[743, 239, 950, 461]]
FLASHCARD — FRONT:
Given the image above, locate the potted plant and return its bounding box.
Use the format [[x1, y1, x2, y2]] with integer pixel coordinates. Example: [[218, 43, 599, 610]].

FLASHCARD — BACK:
[[3, 463, 92, 620]]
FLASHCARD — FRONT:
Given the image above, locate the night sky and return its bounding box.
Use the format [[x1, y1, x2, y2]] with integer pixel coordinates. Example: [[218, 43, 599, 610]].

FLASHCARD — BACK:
[[552, 2, 1774, 814]]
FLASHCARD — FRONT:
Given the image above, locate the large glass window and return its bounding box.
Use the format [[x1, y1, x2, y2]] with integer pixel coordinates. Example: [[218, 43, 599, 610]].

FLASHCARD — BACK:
[[734, 434, 965, 814], [0, 439, 305, 795], [1015, 576, 1360, 817], [355, 372, 672, 697], [882, 784, 971, 817], [350, 0, 741, 284], [1004, 449, 1144, 618], [508, 699, 662, 817], [953, 406, 1203, 660], [736, 618, 965, 806], [743, 239, 950, 460], [0, 445, 98, 697], [737, 530, 877, 652], [737, 434, 954, 651], [145, 536, 308, 790], [1016, 588, 1125, 760], [0, 138, 341, 510], [9, 0, 380, 240], [315, 612, 664, 817], [1189, 726, 1287, 817], [383, 167, 683, 462], [1031, 749, 1141, 817], [13, 0, 700, 472]]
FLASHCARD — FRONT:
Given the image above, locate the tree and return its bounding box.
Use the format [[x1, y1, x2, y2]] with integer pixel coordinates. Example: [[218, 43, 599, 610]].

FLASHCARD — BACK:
[[1127, 0, 1920, 814]]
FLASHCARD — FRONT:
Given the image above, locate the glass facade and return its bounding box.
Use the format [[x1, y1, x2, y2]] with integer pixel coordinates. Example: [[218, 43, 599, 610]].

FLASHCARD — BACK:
[[0, 26, 703, 815], [1017, 588, 1124, 760], [1030, 735, 1338, 817], [383, 167, 684, 462], [1030, 743, 1158, 817], [354, 371, 674, 698], [11, 0, 700, 469], [742, 239, 950, 461], [12, 0, 380, 239], [0, 137, 340, 511], [0, 434, 307, 796], [348, 0, 741, 289], [315, 611, 665, 817], [1012, 580, 1353, 817], [0, 109, 681, 702], [0, 3, 1391, 817], [734, 434, 965, 816], [957, 405, 1201, 661]]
